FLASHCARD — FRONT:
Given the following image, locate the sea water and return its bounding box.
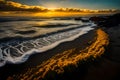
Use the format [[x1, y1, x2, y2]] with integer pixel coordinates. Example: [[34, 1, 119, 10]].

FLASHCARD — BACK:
[[0, 17, 96, 67]]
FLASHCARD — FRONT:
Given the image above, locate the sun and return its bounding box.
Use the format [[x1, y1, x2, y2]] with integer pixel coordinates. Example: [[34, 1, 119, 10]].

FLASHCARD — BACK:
[[48, 7, 57, 11]]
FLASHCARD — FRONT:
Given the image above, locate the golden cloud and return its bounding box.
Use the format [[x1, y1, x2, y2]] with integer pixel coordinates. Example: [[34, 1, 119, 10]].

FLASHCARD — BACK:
[[0, 0, 48, 12], [0, 0, 119, 13]]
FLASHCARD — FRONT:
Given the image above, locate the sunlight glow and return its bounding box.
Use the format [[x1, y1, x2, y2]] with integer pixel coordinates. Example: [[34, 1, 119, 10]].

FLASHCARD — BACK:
[[48, 8, 57, 11], [34, 12, 89, 17]]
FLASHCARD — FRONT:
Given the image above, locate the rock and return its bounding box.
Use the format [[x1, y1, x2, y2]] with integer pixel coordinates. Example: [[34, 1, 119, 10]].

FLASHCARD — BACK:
[[90, 13, 120, 28]]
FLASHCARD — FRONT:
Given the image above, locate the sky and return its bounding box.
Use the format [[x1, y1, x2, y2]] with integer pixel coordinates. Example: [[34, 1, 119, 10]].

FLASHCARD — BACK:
[[0, 0, 119, 16], [11, 0, 120, 10]]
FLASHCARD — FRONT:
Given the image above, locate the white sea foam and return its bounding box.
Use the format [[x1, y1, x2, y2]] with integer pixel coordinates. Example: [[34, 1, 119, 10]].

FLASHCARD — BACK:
[[0, 22, 96, 67]]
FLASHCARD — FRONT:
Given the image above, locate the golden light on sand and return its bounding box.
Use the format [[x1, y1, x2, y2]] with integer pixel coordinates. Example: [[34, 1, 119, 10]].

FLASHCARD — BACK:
[[8, 29, 109, 80]]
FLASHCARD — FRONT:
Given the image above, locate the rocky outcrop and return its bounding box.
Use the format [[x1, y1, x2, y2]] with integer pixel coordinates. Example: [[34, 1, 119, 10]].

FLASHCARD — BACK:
[[90, 13, 120, 28]]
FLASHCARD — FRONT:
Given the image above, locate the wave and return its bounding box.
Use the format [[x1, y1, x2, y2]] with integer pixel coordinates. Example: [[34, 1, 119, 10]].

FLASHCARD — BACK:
[[0, 18, 85, 40], [0, 22, 95, 67], [0, 17, 45, 22], [0, 23, 92, 43], [33, 23, 75, 28], [15, 30, 36, 34]]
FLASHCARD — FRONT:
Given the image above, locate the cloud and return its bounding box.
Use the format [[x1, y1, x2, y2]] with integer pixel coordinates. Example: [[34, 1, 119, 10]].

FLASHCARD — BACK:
[[0, 0, 119, 13], [0, 0, 48, 12], [54, 8, 119, 13]]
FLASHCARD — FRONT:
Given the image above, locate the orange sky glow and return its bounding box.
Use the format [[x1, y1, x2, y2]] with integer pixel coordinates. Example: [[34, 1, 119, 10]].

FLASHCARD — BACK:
[[0, 0, 119, 17]]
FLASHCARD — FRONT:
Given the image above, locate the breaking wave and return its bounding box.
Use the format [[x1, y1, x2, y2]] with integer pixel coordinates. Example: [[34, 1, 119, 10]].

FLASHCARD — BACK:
[[0, 17, 96, 67]]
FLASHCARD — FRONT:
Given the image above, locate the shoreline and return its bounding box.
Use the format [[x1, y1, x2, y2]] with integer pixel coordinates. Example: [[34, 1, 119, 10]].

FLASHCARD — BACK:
[[0, 29, 96, 80], [7, 28, 109, 80], [0, 13, 119, 80], [0, 23, 94, 67]]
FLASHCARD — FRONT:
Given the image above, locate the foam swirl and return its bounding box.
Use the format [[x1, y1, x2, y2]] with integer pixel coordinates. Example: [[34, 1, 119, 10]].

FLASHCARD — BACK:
[[0, 24, 95, 67]]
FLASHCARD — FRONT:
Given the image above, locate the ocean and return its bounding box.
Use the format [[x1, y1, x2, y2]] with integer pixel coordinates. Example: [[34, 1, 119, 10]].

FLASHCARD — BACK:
[[0, 16, 96, 67]]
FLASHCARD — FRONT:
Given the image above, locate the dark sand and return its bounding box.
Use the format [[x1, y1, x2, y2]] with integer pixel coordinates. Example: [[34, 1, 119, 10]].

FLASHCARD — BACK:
[[85, 13, 120, 80], [0, 29, 96, 80], [84, 26, 120, 80]]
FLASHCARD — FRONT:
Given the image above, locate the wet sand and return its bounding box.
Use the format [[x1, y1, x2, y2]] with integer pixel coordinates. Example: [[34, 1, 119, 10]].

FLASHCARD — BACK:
[[3, 28, 109, 80], [0, 26, 119, 80], [1, 27, 116, 80], [0, 29, 96, 80]]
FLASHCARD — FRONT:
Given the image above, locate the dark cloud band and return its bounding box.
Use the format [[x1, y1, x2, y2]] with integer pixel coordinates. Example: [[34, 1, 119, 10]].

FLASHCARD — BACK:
[[0, 0, 48, 12]]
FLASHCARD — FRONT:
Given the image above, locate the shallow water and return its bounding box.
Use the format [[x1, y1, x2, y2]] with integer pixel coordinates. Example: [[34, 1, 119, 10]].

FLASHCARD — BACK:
[[0, 17, 96, 67]]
